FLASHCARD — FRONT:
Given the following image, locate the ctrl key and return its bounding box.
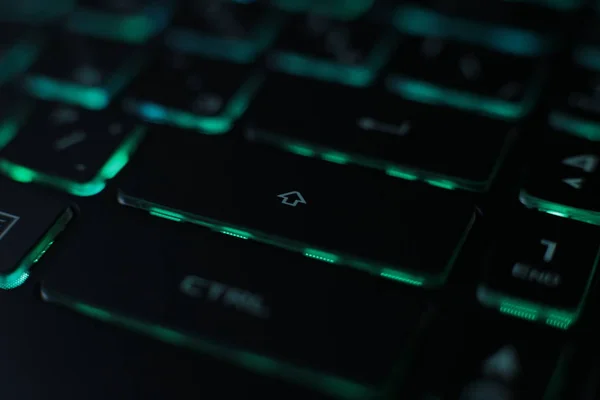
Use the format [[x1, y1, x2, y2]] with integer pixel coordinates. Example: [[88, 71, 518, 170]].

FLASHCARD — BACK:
[[477, 209, 600, 329], [0, 180, 74, 289]]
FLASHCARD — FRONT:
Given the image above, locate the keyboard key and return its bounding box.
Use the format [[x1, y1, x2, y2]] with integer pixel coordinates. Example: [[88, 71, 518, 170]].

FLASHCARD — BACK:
[[393, 0, 558, 56], [165, 1, 283, 63], [548, 63, 600, 141], [118, 132, 475, 287], [65, 0, 174, 43], [246, 75, 517, 192], [267, 14, 396, 86], [123, 50, 263, 134], [477, 209, 599, 329], [41, 219, 431, 398], [0, 179, 74, 289], [0, 102, 146, 196], [385, 35, 547, 120], [0, 27, 43, 85], [520, 130, 600, 224], [24, 34, 147, 110]]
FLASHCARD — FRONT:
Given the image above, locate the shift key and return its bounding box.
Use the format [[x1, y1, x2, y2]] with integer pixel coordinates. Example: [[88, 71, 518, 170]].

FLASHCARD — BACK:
[[118, 132, 475, 287]]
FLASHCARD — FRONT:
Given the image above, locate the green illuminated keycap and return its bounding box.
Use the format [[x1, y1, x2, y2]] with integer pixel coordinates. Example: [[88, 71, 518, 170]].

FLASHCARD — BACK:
[[118, 131, 475, 288], [267, 14, 396, 86], [478, 209, 600, 330], [385, 35, 547, 120], [24, 34, 147, 110], [165, 1, 283, 63], [123, 50, 263, 134], [0, 179, 74, 290], [65, 0, 174, 43], [0, 101, 146, 197], [0, 29, 43, 85]]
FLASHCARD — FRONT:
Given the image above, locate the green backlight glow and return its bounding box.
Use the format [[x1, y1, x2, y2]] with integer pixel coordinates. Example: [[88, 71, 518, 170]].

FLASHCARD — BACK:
[[0, 126, 146, 197], [574, 46, 600, 72], [385, 75, 544, 120], [124, 72, 264, 134], [249, 131, 515, 192], [66, 3, 173, 43], [519, 190, 600, 225], [165, 13, 283, 63], [393, 5, 550, 55], [118, 197, 475, 289], [271, 0, 375, 19], [0, 39, 41, 85], [24, 51, 147, 110], [549, 112, 600, 141], [268, 33, 396, 87], [0, 208, 73, 290], [42, 290, 374, 399]]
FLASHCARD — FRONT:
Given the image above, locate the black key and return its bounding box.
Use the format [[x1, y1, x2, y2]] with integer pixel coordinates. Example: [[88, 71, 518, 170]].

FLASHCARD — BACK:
[[118, 131, 475, 287], [519, 129, 600, 224], [477, 209, 600, 329], [549, 60, 600, 140], [165, 0, 283, 63], [123, 50, 263, 134], [266, 14, 397, 86], [66, 0, 174, 43], [385, 35, 547, 120], [0, 101, 146, 197], [395, 0, 566, 47], [41, 217, 432, 398], [0, 179, 74, 289], [23, 34, 147, 109], [271, 0, 374, 19], [246, 75, 517, 192]]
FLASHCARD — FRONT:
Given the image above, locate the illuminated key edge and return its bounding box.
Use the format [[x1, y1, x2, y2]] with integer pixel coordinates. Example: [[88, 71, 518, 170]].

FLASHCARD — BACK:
[[118, 192, 463, 288], [271, 0, 375, 19], [0, 39, 41, 85], [0, 0, 75, 23], [385, 75, 542, 121], [24, 75, 109, 110], [519, 190, 600, 225], [574, 46, 600, 72], [0, 125, 146, 197], [246, 128, 500, 192], [393, 5, 549, 56], [165, 11, 283, 63], [549, 112, 600, 141], [0, 207, 73, 290], [40, 289, 373, 400], [477, 286, 582, 330], [66, 2, 174, 43]]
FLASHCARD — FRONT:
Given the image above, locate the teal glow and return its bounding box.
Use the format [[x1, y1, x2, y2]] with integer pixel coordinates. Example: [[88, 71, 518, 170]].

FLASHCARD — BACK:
[[0, 126, 146, 196], [0, 0, 75, 23], [66, 2, 173, 43], [393, 5, 549, 55], [250, 129, 516, 192], [268, 34, 396, 86], [124, 72, 264, 134], [271, 0, 374, 19], [24, 51, 147, 110], [165, 12, 283, 63], [386, 75, 544, 120], [0, 39, 41, 85], [119, 194, 475, 289], [574, 46, 600, 71], [550, 112, 600, 141]]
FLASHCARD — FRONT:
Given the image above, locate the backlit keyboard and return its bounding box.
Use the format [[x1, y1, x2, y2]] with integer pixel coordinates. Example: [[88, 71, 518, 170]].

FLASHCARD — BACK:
[[2, 0, 600, 399]]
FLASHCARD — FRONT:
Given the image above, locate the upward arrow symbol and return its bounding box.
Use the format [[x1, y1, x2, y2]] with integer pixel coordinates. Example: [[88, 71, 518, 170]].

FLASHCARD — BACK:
[[277, 191, 307, 207]]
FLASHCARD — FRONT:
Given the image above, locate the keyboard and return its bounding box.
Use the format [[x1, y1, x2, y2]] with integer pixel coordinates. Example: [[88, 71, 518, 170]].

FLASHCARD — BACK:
[[1, 0, 600, 398]]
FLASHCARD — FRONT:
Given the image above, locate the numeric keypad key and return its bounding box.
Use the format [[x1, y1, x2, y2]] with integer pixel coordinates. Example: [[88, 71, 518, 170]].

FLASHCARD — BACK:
[[520, 129, 600, 224], [478, 210, 600, 329]]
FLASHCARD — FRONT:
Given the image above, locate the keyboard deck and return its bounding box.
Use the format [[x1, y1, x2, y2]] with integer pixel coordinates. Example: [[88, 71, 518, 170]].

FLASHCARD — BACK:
[[1, 0, 600, 399]]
